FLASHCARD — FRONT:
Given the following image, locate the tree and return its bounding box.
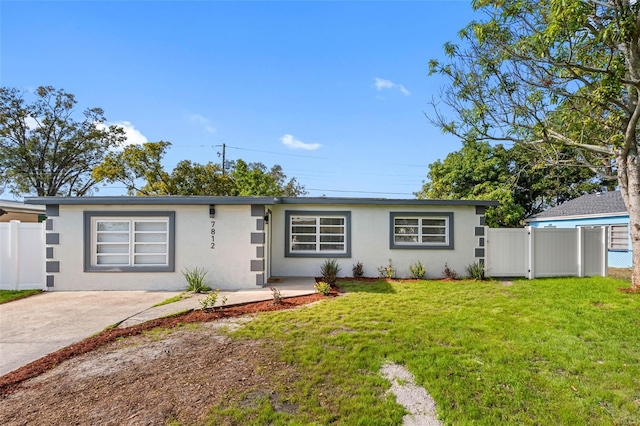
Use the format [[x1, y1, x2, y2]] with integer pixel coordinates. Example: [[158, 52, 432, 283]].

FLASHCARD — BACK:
[[428, 0, 640, 290], [0, 86, 125, 196], [416, 140, 610, 227], [93, 141, 307, 197]]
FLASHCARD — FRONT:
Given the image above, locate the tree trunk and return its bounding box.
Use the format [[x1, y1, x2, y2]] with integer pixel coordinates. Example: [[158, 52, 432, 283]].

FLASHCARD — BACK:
[[618, 149, 640, 290]]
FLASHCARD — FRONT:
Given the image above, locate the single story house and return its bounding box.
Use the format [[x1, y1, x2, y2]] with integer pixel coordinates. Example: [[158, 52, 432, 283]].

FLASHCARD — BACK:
[[525, 191, 632, 268], [25, 196, 497, 291], [0, 199, 45, 223]]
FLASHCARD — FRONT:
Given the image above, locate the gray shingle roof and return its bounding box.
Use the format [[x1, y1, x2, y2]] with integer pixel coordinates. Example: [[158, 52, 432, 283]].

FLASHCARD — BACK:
[[527, 191, 627, 221]]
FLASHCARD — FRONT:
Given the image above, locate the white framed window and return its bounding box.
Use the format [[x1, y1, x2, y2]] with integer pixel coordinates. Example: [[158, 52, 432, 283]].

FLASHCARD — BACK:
[[285, 211, 351, 257], [84, 211, 175, 272], [390, 212, 454, 249], [609, 224, 629, 251]]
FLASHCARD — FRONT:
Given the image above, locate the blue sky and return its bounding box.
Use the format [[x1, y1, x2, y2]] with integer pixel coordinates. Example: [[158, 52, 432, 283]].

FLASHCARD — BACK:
[[1, 1, 479, 198]]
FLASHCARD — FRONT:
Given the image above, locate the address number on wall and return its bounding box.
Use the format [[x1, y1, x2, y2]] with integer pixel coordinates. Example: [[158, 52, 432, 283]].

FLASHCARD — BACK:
[[210, 220, 216, 249]]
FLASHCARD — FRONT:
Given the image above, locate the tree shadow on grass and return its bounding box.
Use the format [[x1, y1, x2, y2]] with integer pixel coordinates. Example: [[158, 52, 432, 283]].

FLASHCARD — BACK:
[[338, 280, 397, 294]]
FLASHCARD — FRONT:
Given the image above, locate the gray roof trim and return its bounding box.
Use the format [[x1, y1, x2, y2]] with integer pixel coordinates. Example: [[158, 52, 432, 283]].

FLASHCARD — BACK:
[[276, 197, 499, 206], [25, 196, 499, 208], [525, 211, 629, 223], [0, 199, 46, 213], [25, 196, 277, 206]]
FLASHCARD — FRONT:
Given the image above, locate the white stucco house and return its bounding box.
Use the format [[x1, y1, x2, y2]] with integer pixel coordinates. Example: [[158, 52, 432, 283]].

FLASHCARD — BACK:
[[25, 196, 497, 291]]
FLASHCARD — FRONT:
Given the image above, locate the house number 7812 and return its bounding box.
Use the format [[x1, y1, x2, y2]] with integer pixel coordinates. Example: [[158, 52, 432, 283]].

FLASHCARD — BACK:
[[210, 221, 216, 249]]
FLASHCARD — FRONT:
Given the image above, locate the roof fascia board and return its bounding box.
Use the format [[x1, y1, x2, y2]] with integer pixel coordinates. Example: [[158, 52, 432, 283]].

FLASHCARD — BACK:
[[276, 197, 498, 207], [24, 196, 277, 206]]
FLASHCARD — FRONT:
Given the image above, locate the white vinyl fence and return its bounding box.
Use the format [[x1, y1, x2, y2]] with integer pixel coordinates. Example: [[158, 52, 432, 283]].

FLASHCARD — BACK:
[[0, 220, 45, 290], [485, 226, 607, 279]]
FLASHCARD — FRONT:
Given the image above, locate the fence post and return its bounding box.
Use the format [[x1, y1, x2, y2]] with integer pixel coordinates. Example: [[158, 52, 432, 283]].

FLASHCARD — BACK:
[[577, 227, 584, 278], [602, 226, 608, 277], [10, 220, 20, 290], [527, 226, 534, 279]]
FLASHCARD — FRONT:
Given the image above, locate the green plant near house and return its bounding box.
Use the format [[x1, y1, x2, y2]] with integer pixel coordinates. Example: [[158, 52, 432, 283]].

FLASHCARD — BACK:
[[442, 263, 458, 280], [378, 258, 395, 279], [466, 262, 485, 280], [320, 259, 341, 285], [409, 260, 426, 279], [314, 281, 332, 296], [199, 289, 220, 310], [352, 261, 364, 278], [270, 286, 283, 305], [182, 267, 211, 293]]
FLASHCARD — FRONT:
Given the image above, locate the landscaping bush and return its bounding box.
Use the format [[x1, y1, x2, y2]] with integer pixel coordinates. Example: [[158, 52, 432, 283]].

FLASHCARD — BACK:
[[182, 267, 211, 293], [442, 263, 458, 280], [378, 259, 396, 279], [409, 260, 426, 279], [465, 262, 485, 280], [314, 281, 332, 296], [320, 259, 341, 285], [352, 261, 364, 278]]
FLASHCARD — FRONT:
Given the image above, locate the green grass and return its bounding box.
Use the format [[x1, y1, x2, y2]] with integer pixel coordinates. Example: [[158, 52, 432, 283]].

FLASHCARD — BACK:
[[204, 277, 639, 425], [0, 289, 42, 304], [152, 293, 186, 307]]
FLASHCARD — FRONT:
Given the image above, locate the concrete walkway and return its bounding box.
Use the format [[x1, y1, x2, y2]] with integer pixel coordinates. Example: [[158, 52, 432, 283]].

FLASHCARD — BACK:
[[0, 278, 316, 376]]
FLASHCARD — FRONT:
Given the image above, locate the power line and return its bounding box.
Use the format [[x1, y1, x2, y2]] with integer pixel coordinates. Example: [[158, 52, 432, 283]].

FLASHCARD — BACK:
[[306, 188, 414, 195]]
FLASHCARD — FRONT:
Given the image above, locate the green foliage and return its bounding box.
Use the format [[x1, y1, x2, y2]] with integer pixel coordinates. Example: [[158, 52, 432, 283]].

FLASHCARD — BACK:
[[377, 259, 396, 279], [182, 267, 211, 293], [0, 289, 41, 304], [199, 289, 220, 310], [352, 261, 364, 278], [0, 86, 126, 196], [93, 143, 306, 196], [320, 259, 341, 285], [409, 260, 426, 279], [212, 277, 640, 424], [152, 293, 186, 307], [465, 262, 485, 280], [442, 263, 457, 280], [314, 281, 331, 296]]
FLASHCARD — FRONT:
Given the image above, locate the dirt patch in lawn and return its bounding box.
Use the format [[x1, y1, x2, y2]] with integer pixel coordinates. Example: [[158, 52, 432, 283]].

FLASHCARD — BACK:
[[0, 294, 326, 425]]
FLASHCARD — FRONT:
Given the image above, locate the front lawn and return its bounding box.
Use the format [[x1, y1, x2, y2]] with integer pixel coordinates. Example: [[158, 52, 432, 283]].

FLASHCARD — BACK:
[[208, 277, 639, 425], [0, 289, 42, 304]]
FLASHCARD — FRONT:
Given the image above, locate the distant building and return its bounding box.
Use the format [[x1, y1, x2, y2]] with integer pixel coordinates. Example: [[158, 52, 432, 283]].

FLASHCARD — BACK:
[[525, 191, 631, 268], [0, 199, 46, 223]]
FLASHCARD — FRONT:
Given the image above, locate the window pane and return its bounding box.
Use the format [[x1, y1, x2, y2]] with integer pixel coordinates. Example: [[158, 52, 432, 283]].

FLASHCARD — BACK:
[[292, 217, 316, 226], [291, 243, 317, 251], [291, 226, 316, 234], [97, 244, 128, 254], [423, 235, 446, 243], [97, 221, 129, 232], [320, 218, 344, 226], [319, 226, 344, 234], [292, 235, 316, 243], [395, 235, 419, 243], [134, 255, 167, 265], [610, 225, 629, 250], [395, 226, 418, 235], [97, 233, 129, 243], [395, 218, 419, 226], [320, 243, 344, 251], [422, 227, 446, 235], [135, 221, 167, 232], [422, 219, 446, 227], [135, 233, 167, 243], [96, 255, 129, 265], [134, 244, 167, 254], [320, 235, 344, 243]]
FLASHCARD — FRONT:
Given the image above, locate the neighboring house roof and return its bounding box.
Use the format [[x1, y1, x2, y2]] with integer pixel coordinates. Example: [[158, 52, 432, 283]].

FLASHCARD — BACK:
[[526, 191, 628, 222], [0, 199, 46, 215], [25, 196, 499, 207]]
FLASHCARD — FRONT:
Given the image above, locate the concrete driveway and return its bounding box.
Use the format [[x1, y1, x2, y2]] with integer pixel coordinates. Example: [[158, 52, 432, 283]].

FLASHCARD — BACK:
[[0, 291, 180, 376]]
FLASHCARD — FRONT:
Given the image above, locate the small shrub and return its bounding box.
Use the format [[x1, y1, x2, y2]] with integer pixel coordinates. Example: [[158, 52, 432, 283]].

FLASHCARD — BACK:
[[314, 281, 332, 296], [183, 267, 211, 293], [466, 262, 485, 280], [270, 286, 283, 305], [352, 261, 364, 278], [320, 259, 341, 285], [378, 259, 396, 279], [199, 289, 219, 310], [442, 263, 458, 280], [409, 260, 426, 279]]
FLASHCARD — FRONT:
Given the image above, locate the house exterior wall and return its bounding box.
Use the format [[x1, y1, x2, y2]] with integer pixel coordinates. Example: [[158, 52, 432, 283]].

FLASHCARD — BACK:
[[45, 204, 259, 291], [269, 203, 484, 279], [528, 215, 632, 268]]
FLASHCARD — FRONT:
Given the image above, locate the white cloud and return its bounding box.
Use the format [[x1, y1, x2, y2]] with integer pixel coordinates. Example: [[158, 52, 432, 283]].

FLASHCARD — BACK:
[[97, 121, 148, 146], [280, 134, 321, 150], [374, 77, 410, 96], [187, 114, 217, 134], [25, 116, 40, 130]]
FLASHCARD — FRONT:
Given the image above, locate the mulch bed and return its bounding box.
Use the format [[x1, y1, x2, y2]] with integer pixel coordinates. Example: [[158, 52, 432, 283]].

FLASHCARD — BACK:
[[0, 293, 329, 397]]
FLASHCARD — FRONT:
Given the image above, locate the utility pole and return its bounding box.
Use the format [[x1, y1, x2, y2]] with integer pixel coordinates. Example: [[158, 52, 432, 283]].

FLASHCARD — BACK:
[[222, 143, 226, 175]]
